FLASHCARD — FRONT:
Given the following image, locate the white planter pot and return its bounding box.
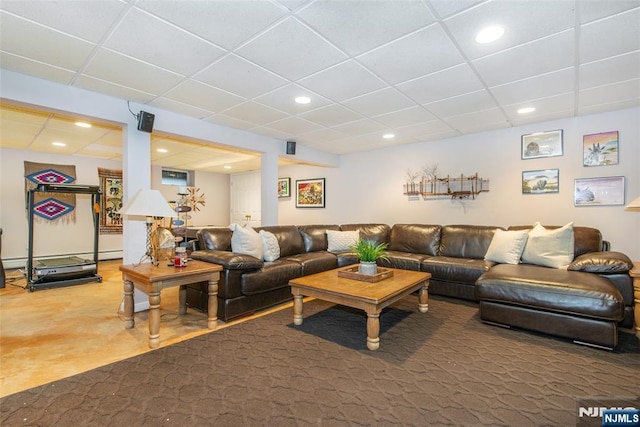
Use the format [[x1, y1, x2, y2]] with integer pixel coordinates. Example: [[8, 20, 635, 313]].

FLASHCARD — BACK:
[[358, 261, 377, 275]]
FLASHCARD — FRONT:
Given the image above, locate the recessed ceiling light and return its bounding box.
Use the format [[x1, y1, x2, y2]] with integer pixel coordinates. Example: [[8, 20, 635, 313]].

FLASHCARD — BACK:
[[52, 141, 66, 147], [295, 96, 311, 104], [156, 148, 168, 153], [224, 165, 232, 169], [383, 133, 395, 139], [75, 121, 92, 128], [475, 26, 505, 44], [517, 107, 536, 114]]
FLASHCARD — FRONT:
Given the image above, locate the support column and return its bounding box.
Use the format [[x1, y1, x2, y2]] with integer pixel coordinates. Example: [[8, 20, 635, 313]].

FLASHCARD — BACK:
[[260, 151, 279, 226]]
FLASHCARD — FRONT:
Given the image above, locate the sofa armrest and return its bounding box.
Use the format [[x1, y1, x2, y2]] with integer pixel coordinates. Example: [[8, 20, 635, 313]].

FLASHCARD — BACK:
[[190, 250, 264, 270], [567, 251, 633, 274]]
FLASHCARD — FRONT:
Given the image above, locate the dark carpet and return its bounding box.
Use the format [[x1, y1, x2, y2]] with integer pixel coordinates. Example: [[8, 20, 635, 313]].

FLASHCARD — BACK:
[[2, 296, 639, 426]]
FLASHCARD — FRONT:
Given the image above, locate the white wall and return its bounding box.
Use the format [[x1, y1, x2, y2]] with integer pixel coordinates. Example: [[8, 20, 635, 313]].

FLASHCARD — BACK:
[[279, 108, 640, 260]]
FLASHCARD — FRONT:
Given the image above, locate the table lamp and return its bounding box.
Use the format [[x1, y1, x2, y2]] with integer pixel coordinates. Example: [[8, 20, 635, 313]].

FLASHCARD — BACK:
[[118, 189, 177, 265]]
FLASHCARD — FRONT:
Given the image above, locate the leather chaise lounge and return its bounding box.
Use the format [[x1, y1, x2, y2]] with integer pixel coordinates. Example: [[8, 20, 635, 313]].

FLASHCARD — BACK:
[[188, 223, 635, 349]]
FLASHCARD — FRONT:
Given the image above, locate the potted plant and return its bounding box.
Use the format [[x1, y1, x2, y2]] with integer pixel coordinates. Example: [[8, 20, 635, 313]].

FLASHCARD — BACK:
[[349, 239, 389, 275]]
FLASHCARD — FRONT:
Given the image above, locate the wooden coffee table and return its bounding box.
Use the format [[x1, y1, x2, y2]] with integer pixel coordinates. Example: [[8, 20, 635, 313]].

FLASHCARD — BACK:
[[289, 267, 430, 350], [120, 260, 222, 348]]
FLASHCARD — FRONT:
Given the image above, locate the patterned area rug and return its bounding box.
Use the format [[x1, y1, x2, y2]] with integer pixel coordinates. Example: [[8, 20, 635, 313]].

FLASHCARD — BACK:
[[1, 296, 638, 426]]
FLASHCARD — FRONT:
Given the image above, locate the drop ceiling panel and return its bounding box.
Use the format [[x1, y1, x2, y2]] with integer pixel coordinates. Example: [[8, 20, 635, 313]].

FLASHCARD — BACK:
[[506, 93, 575, 125], [490, 68, 575, 106], [425, 90, 500, 119], [579, 79, 640, 109], [580, 52, 640, 90], [221, 102, 288, 126], [253, 84, 331, 114], [331, 118, 387, 136], [580, 8, 640, 63], [74, 75, 157, 105], [0, 52, 76, 84], [262, 116, 323, 135], [299, 104, 362, 127], [342, 88, 415, 117], [396, 64, 485, 104], [208, 114, 257, 131], [428, 0, 483, 19], [162, 80, 245, 113], [372, 106, 436, 129], [298, 60, 386, 102], [149, 98, 214, 120], [579, 0, 639, 23], [444, 108, 509, 133], [298, 0, 434, 56]]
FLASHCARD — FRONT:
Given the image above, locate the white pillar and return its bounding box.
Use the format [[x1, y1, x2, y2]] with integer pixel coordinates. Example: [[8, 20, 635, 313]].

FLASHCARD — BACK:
[[260, 152, 279, 226]]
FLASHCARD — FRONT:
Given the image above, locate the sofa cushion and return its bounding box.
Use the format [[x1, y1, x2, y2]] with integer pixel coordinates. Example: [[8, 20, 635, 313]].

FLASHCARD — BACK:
[[568, 251, 633, 274], [257, 226, 304, 258], [484, 229, 529, 264], [327, 230, 359, 252], [241, 260, 302, 295], [197, 227, 232, 251], [421, 256, 495, 283], [521, 222, 574, 268], [440, 225, 503, 259], [298, 224, 340, 252], [340, 224, 390, 245], [285, 252, 338, 276], [230, 223, 263, 259], [389, 224, 441, 256], [259, 230, 280, 262], [381, 251, 430, 271]]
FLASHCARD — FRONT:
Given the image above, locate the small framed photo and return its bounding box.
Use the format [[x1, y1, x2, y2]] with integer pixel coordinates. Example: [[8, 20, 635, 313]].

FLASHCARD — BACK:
[[296, 178, 325, 208], [574, 176, 625, 206], [522, 169, 559, 194], [521, 129, 563, 159], [277, 177, 290, 198], [583, 131, 619, 166]]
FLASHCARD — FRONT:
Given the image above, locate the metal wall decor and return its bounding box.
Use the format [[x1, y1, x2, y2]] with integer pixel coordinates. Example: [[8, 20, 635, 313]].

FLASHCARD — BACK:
[[403, 165, 489, 200]]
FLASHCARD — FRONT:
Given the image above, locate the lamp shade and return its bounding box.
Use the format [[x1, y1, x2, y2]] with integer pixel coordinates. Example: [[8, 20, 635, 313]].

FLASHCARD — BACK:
[[625, 196, 640, 210], [118, 189, 177, 218]]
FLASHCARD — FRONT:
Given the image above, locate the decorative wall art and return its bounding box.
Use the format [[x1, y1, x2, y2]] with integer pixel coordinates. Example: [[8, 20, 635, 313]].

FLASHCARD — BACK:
[[403, 165, 489, 200], [583, 131, 619, 167], [98, 168, 123, 234], [521, 130, 563, 159], [296, 178, 325, 208], [277, 177, 291, 198], [522, 169, 559, 194], [24, 161, 77, 223], [574, 176, 625, 206]]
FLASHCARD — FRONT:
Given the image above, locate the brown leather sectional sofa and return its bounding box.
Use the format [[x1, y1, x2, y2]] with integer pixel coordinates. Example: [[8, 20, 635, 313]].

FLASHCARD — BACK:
[[188, 223, 635, 349]]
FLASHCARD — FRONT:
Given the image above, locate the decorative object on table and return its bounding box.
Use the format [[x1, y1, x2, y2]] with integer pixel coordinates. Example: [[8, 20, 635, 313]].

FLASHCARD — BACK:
[[296, 178, 325, 208], [522, 169, 559, 194], [574, 176, 625, 206], [583, 131, 619, 167], [118, 189, 177, 266], [403, 171, 489, 200], [24, 161, 77, 223], [349, 238, 389, 275], [337, 265, 394, 282], [98, 168, 123, 234], [172, 186, 205, 246], [277, 177, 291, 198], [521, 129, 563, 159]]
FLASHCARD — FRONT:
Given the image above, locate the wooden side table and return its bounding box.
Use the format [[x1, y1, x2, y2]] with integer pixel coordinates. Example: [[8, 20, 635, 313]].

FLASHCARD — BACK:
[[120, 260, 222, 348], [631, 262, 640, 339]]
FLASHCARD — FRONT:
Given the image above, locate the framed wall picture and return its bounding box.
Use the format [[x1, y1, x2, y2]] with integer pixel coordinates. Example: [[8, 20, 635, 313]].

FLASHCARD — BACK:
[[522, 169, 559, 194], [296, 178, 325, 208], [521, 129, 563, 159], [98, 168, 123, 234], [574, 176, 625, 206], [583, 131, 619, 166], [277, 177, 291, 198]]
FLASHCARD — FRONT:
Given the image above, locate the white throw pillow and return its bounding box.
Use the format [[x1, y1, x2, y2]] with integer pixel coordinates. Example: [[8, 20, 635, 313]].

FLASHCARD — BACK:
[[484, 229, 529, 264], [326, 229, 360, 252], [229, 223, 263, 259], [521, 222, 575, 268], [259, 230, 280, 262]]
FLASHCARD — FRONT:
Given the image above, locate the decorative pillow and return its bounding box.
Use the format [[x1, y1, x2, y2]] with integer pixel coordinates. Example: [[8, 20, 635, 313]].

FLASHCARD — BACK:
[[229, 223, 263, 259], [326, 229, 359, 252], [259, 230, 280, 262], [484, 229, 529, 264], [568, 251, 633, 273], [521, 222, 574, 268]]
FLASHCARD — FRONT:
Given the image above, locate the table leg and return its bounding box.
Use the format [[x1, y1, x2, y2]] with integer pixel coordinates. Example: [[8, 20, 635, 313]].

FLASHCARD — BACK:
[[418, 280, 429, 313], [207, 278, 219, 330], [178, 285, 187, 315], [633, 280, 640, 339], [148, 291, 161, 349], [293, 294, 304, 325], [366, 312, 380, 351], [123, 280, 134, 329]]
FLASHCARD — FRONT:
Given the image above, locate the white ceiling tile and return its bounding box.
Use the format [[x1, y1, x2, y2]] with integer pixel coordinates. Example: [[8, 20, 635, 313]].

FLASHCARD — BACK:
[[425, 90, 499, 118], [221, 102, 288, 126], [443, 108, 509, 133], [299, 104, 362, 127], [373, 106, 436, 128], [580, 51, 640, 90], [579, 1, 639, 24], [396, 64, 484, 104], [0, 52, 75, 84], [490, 68, 575, 106], [427, 0, 484, 19], [0, 12, 95, 70], [342, 88, 415, 117], [298, 0, 434, 56], [298, 60, 386, 102], [331, 119, 387, 136], [473, 31, 575, 87], [207, 115, 257, 131], [296, 128, 345, 144], [579, 99, 640, 116], [358, 25, 464, 85], [74, 75, 157, 104], [137, 0, 287, 50], [83, 49, 184, 95], [162, 80, 245, 113], [249, 126, 292, 140], [104, 9, 226, 76], [579, 79, 640, 109], [580, 8, 640, 63], [194, 54, 288, 99], [504, 93, 575, 124], [0, 0, 128, 43], [253, 84, 332, 114], [262, 116, 323, 135], [149, 98, 214, 120], [236, 17, 348, 81], [395, 120, 454, 139], [443, 1, 575, 60]]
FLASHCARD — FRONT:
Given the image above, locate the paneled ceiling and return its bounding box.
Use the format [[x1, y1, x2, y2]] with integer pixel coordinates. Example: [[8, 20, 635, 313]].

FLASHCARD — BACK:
[[1, 0, 639, 172]]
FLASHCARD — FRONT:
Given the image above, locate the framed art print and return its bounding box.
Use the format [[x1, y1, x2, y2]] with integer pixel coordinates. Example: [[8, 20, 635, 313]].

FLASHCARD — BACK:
[[296, 178, 325, 208], [521, 130, 563, 159], [583, 131, 619, 166], [522, 169, 559, 194], [277, 177, 290, 198], [574, 176, 625, 206]]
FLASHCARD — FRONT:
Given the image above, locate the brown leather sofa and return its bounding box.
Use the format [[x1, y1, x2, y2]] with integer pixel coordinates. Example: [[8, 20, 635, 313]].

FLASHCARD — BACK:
[[188, 223, 634, 349]]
